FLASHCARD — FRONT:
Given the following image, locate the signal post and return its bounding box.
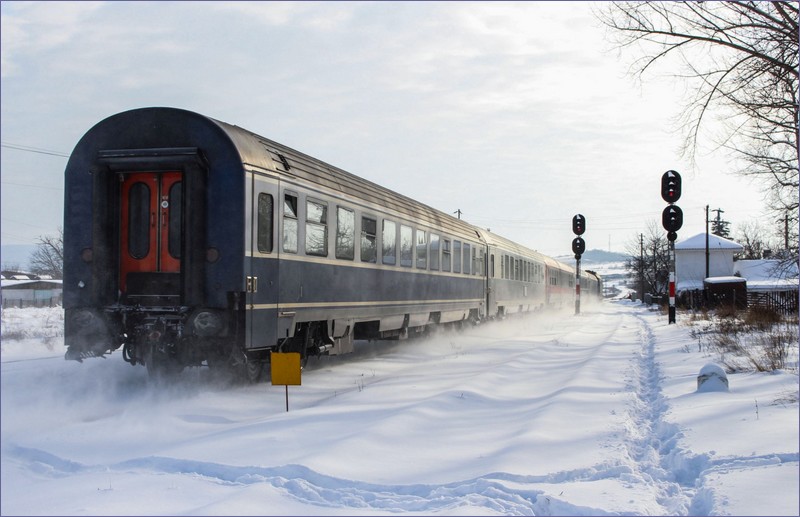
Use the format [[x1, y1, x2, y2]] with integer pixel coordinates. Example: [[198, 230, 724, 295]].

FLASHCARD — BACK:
[[572, 214, 586, 315], [661, 171, 683, 324]]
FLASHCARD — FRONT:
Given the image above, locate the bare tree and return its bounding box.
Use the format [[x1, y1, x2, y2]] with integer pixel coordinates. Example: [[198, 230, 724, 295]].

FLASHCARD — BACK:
[[597, 2, 799, 249], [29, 227, 64, 279], [734, 220, 776, 260], [625, 221, 670, 300]]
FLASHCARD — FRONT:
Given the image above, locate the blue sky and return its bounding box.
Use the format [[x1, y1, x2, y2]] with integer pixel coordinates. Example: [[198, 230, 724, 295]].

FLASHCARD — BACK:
[[1, 1, 769, 256]]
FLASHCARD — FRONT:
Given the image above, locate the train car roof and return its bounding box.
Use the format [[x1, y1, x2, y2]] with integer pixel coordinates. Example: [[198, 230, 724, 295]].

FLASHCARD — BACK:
[[70, 107, 482, 242], [204, 111, 483, 241]]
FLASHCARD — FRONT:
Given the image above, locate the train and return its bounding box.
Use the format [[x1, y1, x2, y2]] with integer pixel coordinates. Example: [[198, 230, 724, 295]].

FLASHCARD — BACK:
[[63, 107, 601, 380]]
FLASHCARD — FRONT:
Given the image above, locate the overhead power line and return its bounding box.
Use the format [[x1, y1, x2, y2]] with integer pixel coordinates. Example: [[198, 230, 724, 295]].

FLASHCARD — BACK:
[[1, 142, 69, 158], [1, 180, 63, 192]]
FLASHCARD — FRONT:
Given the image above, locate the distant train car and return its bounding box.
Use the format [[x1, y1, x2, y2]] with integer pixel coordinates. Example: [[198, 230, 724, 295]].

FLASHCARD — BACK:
[[63, 107, 600, 379]]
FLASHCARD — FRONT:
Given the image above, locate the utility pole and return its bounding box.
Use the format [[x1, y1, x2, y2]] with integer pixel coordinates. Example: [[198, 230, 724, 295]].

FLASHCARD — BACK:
[[705, 205, 710, 279], [453, 209, 462, 220], [710, 207, 730, 238], [640, 233, 644, 303]]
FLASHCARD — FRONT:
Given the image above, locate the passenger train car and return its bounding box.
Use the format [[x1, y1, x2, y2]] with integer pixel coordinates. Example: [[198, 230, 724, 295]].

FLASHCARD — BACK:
[[63, 107, 601, 379]]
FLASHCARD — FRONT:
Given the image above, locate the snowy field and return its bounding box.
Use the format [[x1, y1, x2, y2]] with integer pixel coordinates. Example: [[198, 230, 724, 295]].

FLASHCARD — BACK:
[[1, 301, 798, 516]]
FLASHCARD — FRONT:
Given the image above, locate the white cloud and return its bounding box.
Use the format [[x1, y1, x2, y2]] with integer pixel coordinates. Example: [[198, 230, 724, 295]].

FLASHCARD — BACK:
[[0, 1, 774, 252]]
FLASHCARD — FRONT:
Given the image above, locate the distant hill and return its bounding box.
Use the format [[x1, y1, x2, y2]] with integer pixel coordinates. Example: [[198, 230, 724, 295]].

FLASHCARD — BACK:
[[1, 244, 37, 270], [554, 249, 630, 264]]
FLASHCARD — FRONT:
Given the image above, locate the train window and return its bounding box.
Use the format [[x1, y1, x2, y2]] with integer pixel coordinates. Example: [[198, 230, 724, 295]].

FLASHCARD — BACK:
[[463, 243, 471, 274], [335, 207, 355, 260], [400, 225, 413, 267], [128, 182, 150, 260], [442, 238, 451, 272], [430, 234, 440, 270], [382, 220, 397, 265], [306, 199, 328, 257], [453, 240, 461, 273], [257, 193, 273, 253], [168, 181, 182, 258], [416, 230, 427, 269], [361, 216, 377, 263], [283, 194, 298, 254]]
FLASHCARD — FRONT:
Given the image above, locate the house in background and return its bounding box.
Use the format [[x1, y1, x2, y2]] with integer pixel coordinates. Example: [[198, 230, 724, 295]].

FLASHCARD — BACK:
[[675, 233, 798, 313], [0, 271, 63, 308], [675, 233, 744, 293]]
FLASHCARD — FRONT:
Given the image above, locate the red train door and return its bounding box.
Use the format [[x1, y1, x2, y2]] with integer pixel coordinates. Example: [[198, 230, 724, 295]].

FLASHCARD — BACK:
[[119, 172, 182, 294]]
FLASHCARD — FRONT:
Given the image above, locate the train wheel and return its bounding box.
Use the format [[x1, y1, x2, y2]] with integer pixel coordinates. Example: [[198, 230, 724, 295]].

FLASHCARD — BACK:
[[243, 359, 265, 383]]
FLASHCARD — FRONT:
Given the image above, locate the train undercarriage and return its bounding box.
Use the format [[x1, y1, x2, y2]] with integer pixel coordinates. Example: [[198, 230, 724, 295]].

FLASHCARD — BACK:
[[66, 303, 485, 382]]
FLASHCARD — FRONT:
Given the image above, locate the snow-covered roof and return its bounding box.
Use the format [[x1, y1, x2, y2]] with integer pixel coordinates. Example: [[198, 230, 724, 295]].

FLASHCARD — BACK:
[[675, 233, 743, 251], [733, 259, 799, 292], [704, 276, 745, 284], [734, 259, 798, 281], [1, 279, 63, 289]]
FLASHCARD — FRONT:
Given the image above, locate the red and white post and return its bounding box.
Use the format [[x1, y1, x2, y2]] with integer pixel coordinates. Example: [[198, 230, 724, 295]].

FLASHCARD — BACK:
[[668, 240, 676, 324], [575, 255, 581, 316]]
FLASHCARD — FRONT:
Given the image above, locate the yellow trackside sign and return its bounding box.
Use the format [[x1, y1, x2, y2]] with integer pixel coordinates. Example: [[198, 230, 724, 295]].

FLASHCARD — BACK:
[[271, 352, 301, 386]]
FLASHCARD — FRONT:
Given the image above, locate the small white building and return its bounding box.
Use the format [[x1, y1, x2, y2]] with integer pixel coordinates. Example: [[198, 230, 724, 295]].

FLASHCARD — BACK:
[[675, 233, 744, 292]]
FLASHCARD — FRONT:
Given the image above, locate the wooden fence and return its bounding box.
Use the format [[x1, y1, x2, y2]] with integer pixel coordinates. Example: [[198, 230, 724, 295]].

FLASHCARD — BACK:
[[747, 290, 798, 315]]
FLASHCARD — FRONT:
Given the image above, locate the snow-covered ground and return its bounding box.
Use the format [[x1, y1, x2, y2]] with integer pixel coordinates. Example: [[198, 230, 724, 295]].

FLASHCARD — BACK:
[[1, 302, 797, 516]]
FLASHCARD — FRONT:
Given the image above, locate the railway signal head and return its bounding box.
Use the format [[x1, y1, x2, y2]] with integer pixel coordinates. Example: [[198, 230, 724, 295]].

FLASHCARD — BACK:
[[572, 214, 586, 236], [662, 205, 683, 232], [572, 236, 585, 256], [661, 170, 682, 203]]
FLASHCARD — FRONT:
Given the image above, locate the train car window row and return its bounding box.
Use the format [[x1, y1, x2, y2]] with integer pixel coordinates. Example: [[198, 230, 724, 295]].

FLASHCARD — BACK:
[[496, 253, 547, 285], [261, 187, 484, 277]]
